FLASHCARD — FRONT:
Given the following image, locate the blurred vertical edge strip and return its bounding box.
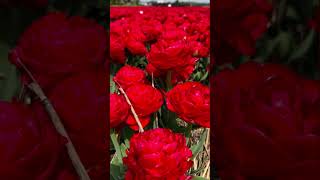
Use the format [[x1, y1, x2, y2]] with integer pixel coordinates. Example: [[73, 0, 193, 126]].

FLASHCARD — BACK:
[[210, 0, 216, 179], [105, 0, 111, 179]]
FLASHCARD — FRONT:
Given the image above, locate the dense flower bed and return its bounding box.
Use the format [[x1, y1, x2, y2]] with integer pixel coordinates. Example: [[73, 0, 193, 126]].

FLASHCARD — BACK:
[[110, 6, 210, 180]]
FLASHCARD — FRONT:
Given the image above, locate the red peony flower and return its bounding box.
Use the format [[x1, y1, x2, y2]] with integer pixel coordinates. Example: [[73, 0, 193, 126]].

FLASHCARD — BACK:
[[9, 12, 107, 90], [110, 34, 127, 64], [140, 19, 163, 41], [56, 168, 78, 180], [146, 40, 198, 84], [213, 0, 272, 64], [170, 63, 197, 85], [125, 38, 147, 56], [160, 29, 187, 43], [125, 84, 163, 130], [213, 62, 320, 179], [48, 70, 107, 177], [123, 128, 193, 180], [126, 83, 163, 117], [147, 40, 196, 72], [85, 162, 108, 180], [146, 63, 163, 77], [113, 65, 147, 90], [110, 93, 129, 128], [166, 82, 210, 128], [190, 41, 209, 58], [110, 19, 147, 57], [0, 101, 64, 179], [125, 114, 150, 131]]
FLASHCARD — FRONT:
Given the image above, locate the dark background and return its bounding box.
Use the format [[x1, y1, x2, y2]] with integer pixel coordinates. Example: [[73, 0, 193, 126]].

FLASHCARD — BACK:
[[0, 0, 106, 101]]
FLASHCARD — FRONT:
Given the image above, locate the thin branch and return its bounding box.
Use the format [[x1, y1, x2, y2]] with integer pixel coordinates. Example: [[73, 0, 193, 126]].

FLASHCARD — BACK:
[[114, 79, 144, 132], [204, 128, 210, 153], [18, 85, 25, 101], [202, 160, 210, 178], [151, 72, 154, 87], [193, 158, 198, 170], [201, 128, 210, 178], [17, 59, 90, 180], [154, 113, 159, 128]]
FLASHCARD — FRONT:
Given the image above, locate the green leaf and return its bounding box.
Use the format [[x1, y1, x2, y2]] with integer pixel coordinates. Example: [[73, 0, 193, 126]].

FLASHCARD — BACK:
[[122, 126, 135, 142], [261, 31, 293, 60], [110, 163, 126, 180], [193, 72, 201, 81], [161, 109, 186, 133], [110, 75, 116, 93], [199, 71, 209, 82], [189, 166, 206, 175], [110, 131, 126, 178], [120, 143, 127, 158], [289, 30, 315, 62], [0, 42, 20, 101], [264, 38, 280, 58], [110, 153, 120, 165], [190, 129, 207, 159], [124, 138, 130, 149], [277, 31, 292, 58], [286, 5, 300, 21], [192, 176, 208, 180], [184, 123, 193, 145], [110, 130, 123, 164]]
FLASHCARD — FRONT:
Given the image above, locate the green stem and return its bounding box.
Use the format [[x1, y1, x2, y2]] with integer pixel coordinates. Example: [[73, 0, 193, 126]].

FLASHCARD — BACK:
[[110, 130, 123, 164], [153, 112, 159, 128], [185, 124, 193, 145], [166, 71, 173, 91]]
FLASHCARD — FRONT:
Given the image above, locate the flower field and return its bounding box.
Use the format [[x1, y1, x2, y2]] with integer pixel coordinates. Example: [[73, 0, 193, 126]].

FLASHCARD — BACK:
[[2, 0, 320, 179], [110, 6, 210, 180]]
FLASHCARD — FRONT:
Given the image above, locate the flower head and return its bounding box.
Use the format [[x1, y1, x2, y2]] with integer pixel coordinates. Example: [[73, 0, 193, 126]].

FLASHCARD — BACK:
[[10, 12, 106, 90], [123, 128, 193, 180], [0, 101, 63, 179], [110, 93, 129, 128], [166, 82, 210, 128], [114, 65, 147, 90], [213, 62, 320, 179]]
